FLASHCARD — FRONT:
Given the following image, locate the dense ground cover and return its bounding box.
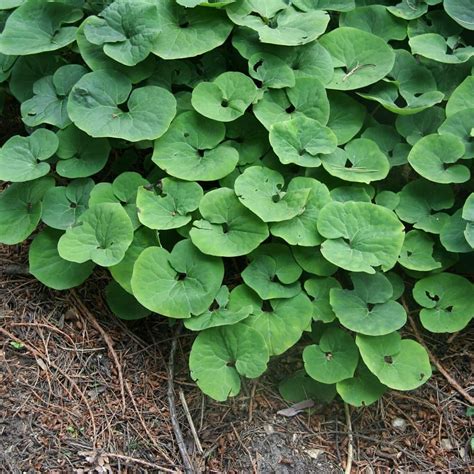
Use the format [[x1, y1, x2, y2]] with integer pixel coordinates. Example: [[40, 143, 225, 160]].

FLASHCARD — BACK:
[[0, 0, 472, 435]]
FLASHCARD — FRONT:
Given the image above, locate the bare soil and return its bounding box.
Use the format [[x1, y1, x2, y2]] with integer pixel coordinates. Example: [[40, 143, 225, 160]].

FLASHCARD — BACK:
[[0, 243, 473, 473]]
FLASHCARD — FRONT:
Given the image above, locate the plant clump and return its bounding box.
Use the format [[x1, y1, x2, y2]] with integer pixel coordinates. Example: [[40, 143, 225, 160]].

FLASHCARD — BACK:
[[0, 0, 473, 405]]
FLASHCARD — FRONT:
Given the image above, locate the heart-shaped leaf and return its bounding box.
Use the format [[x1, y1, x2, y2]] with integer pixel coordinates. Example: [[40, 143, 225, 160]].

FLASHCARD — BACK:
[[279, 370, 336, 404], [234, 166, 311, 223], [317, 201, 405, 274], [58, 203, 134, 267], [56, 125, 110, 179], [413, 273, 474, 333], [29, 227, 95, 290], [105, 280, 151, 320], [270, 116, 337, 168], [303, 327, 359, 384], [137, 178, 203, 231], [189, 323, 269, 401], [83, 0, 161, 66], [131, 239, 224, 318], [304, 277, 341, 323], [319, 27, 395, 90], [21, 64, 87, 129], [190, 187, 268, 257], [0, 0, 83, 55], [153, 111, 238, 181], [68, 70, 177, 142], [0, 177, 54, 244], [0, 129, 58, 183], [191, 71, 257, 122], [356, 332, 432, 390], [41, 178, 94, 230], [408, 133, 469, 184]]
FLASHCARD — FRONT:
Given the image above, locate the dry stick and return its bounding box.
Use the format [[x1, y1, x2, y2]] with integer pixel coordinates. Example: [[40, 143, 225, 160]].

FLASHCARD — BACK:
[[0, 327, 98, 446], [168, 323, 194, 474], [179, 387, 204, 455], [125, 380, 175, 466], [402, 299, 474, 406], [0, 263, 29, 275], [70, 290, 127, 414], [98, 452, 177, 473], [344, 403, 354, 474]]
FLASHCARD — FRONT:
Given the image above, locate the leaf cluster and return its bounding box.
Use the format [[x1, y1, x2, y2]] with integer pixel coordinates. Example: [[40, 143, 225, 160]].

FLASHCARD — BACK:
[[0, 0, 473, 405]]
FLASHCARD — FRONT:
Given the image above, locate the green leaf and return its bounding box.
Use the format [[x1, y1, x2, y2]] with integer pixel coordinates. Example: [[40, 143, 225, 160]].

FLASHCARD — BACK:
[[131, 239, 224, 318], [41, 178, 94, 230], [330, 285, 407, 336], [248, 52, 295, 89], [407, 134, 469, 184], [234, 166, 311, 223], [189, 323, 269, 401], [443, 0, 474, 30], [303, 327, 359, 384], [0, 129, 58, 183], [438, 108, 474, 158], [76, 20, 155, 83], [152, 0, 233, 59], [292, 247, 337, 277], [321, 138, 390, 184], [21, 64, 87, 129], [89, 172, 149, 230], [410, 33, 474, 64], [317, 201, 405, 274], [279, 370, 336, 404], [0, 0, 83, 55], [191, 71, 257, 122], [190, 187, 269, 257], [319, 27, 395, 90], [68, 70, 177, 142], [270, 177, 331, 247], [446, 76, 474, 116], [56, 125, 110, 179], [463, 194, 474, 248], [58, 203, 134, 267], [230, 284, 312, 356], [439, 209, 472, 253], [340, 5, 407, 41], [413, 273, 474, 333], [395, 106, 445, 145], [269, 116, 337, 168], [184, 286, 252, 331], [29, 227, 95, 290], [227, 1, 329, 46], [0, 177, 54, 244], [105, 280, 151, 320], [356, 332, 432, 390], [387, 1, 428, 20], [326, 91, 366, 145], [395, 179, 454, 234], [137, 178, 203, 231], [253, 77, 329, 130], [304, 277, 342, 323], [9, 53, 62, 102], [110, 226, 159, 294], [83, 0, 161, 66], [153, 111, 238, 181], [398, 230, 443, 272], [336, 363, 386, 407]]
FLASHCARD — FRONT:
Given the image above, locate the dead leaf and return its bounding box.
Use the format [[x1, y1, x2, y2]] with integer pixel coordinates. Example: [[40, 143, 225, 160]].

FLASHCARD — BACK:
[[277, 399, 315, 417]]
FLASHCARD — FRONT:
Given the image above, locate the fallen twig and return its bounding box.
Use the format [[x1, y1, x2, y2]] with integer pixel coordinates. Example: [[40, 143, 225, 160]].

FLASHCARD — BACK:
[[344, 403, 354, 474], [231, 423, 257, 474], [168, 323, 194, 473], [70, 289, 127, 414], [82, 451, 177, 472], [179, 387, 203, 455]]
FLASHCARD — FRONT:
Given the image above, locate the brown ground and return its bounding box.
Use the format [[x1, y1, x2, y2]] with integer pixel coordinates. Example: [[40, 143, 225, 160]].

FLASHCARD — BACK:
[[0, 243, 473, 473]]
